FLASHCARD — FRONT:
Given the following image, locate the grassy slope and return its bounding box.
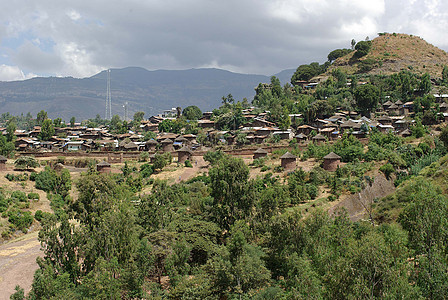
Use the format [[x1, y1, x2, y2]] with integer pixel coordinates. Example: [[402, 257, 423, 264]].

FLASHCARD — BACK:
[[323, 33, 448, 78]]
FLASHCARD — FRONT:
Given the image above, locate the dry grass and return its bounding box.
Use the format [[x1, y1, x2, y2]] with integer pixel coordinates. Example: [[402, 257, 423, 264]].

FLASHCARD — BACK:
[[325, 33, 448, 78]]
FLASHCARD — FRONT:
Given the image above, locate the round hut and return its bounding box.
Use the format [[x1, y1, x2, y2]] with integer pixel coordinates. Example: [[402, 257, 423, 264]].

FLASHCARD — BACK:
[[174, 136, 189, 145], [312, 133, 326, 144], [96, 160, 111, 173], [253, 148, 268, 160], [295, 133, 308, 143], [0, 155, 7, 171], [177, 146, 193, 163], [161, 138, 174, 152], [323, 152, 341, 171], [280, 152, 296, 170], [146, 139, 158, 151]]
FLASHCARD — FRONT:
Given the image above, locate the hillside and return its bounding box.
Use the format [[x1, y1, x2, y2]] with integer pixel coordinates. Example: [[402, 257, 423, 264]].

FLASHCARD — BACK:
[[0, 67, 292, 121], [325, 33, 448, 78]]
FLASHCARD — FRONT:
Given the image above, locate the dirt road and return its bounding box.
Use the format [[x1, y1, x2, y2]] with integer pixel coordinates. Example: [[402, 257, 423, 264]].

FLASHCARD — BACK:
[[0, 232, 42, 300]]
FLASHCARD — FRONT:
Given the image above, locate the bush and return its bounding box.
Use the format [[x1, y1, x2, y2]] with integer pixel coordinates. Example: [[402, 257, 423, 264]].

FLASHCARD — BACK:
[[10, 191, 27, 202], [261, 165, 271, 172], [139, 152, 150, 162], [7, 209, 33, 232], [29, 172, 37, 181], [184, 160, 193, 168], [28, 192, 40, 201], [140, 163, 154, 178], [5, 173, 15, 181], [273, 166, 284, 173], [34, 210, 44, 221], [252, 157, 267, 168], [379, 163, 395, 180]]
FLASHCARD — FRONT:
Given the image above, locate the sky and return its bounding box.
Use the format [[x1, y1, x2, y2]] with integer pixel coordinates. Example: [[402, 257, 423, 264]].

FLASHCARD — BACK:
[[0, 0, 447, 81]]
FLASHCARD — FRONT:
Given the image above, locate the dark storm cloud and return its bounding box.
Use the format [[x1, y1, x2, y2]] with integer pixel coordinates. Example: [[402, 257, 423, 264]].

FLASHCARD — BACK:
[[0, 0, 447, 80]]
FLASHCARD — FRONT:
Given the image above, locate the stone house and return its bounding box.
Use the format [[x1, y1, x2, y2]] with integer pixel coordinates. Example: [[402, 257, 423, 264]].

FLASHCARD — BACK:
[[280, 152, 296, 170], [323, 152, 342, 171]]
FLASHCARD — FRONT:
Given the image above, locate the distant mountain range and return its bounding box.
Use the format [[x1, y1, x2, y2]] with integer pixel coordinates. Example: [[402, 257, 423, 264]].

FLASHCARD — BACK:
[[0, 67, 295, 121]]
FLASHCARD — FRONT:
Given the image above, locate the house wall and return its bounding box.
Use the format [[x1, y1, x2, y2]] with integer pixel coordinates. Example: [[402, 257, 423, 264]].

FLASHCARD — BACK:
[[323, 159, 341, 171], [281, 158, 296, 170]]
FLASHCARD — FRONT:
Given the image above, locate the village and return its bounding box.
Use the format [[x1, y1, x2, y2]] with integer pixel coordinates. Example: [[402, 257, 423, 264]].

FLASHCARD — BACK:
[[1, 90, 447, 174]]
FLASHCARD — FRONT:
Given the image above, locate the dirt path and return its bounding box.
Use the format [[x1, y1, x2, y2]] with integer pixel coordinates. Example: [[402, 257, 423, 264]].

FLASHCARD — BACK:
[[176, 156, 208, 183], [0, 232, 42, 299]]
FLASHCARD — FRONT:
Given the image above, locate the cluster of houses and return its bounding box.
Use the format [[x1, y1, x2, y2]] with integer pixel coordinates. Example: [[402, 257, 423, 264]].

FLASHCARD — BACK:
[[1, 92, 447, 173]]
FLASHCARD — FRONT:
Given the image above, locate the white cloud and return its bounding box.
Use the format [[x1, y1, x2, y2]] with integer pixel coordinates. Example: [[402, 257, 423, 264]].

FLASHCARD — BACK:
[[0, 64, 36, 81], [0, 0, 446, 79]]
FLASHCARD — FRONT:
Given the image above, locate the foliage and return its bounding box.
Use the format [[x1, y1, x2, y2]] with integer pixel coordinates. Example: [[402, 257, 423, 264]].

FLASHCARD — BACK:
[[35, 167, 71, 198], [182, 105, 202, 120], [291, 62, 330, 83], [39, 119, 55, 141], [353, 40, 372, 58], [14, 156, 39, 170], [354, 83, 380, 116], [0, 133, 15, 157], [327, 48, 353, 62]]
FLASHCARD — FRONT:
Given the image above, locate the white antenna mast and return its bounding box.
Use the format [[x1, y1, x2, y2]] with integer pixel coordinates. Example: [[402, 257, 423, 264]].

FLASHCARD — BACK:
[[123, 102, 128, 121], [105, 69, 112, 120]]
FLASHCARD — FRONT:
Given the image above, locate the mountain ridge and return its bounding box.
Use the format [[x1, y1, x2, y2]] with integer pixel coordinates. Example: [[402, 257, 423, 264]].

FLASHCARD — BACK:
[[0, 67, 294, 121]]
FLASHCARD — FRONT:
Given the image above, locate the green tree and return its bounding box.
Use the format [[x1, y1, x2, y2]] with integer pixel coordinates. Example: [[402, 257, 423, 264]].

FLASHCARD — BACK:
[[182, 105, 202, 120], [39, 119, 55, 140], [328, 49, 352, 62], [6, 120, 16, 142], [133, 111, 145, 123], [399, 178, 448, 298], [419, 73, 432, 94], [442, 65, 448, 84], [354, 84, 379, 116], [209, 156, 252, 229], [0, 134, 15, 157], [70, 116, 76, 127], [353, 40, 372, 58], [36, 110, 48, 125], [53, 118, 62, 127]]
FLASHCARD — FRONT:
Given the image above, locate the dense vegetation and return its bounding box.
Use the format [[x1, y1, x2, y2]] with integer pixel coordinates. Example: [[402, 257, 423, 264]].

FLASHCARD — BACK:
[[5, 33, 448, 299]]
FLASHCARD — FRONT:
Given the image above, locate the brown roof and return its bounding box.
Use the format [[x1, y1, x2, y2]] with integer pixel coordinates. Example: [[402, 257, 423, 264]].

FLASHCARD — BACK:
[[254, 148, 268, 154], [323, 152, 341, 160], [312, 134, 326, 140], [97, 161, 111, 167], [146, 139, 158, 144], [124, 142, 138, 149], [174, 136, 188, 142], [161, 138, 173, 144], [280, 152, 296, 159], [177, 146, 192, 153]]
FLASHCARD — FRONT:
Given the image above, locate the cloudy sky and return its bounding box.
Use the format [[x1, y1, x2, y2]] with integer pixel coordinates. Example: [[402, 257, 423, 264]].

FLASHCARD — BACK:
[[0, 0, 447, 81]]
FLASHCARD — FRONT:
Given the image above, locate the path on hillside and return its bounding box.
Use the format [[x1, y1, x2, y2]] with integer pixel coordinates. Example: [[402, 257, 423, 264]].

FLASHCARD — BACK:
[[0, 232, 42, 299], [176, 156, 208, 183]]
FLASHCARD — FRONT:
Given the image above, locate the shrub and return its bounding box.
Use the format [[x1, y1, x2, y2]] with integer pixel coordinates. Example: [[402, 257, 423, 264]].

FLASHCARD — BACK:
[[34, 210, 44, 221], [139, 152, 150, 162], [140, 163, 154, 178], [10, 191, 27, 202], [252, 157, 267, 168], [28, 192, 40, 201], [273, 166, 284, 173], [261, 165, 271, 172], [5, 173, 15, 181], [7, 209, 33, 232], [184, 160, 193, 168], [379, 163, 395, 180]]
